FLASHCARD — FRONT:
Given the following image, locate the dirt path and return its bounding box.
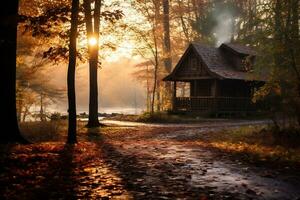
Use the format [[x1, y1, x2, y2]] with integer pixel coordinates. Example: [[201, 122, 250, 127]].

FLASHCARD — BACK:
[[101, 119, 272, 128], [1, 121, 300, 200], [95, 124, 300, 200]]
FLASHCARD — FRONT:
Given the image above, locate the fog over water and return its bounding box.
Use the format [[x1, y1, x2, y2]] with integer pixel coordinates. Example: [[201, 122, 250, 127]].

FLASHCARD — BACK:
[[48, 57, 146, 114]]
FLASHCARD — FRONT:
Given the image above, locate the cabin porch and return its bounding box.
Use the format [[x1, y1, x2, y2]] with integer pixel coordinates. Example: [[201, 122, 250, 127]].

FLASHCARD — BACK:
[[174, 96, 255, 113], [171, 79, 259, 114]]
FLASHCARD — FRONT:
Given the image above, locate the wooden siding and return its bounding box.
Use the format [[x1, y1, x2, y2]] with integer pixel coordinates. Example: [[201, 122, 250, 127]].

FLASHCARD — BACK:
[[191, 80, 212, 97], [175, 48, 210, 78]]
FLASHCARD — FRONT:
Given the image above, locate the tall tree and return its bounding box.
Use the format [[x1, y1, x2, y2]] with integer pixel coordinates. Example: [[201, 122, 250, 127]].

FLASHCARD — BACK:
[[162, 0, 172, 74], [67, 0, 79, 144], [0, 0, 28, 143], [83, 0, 101, 127], [162, 0, 172, 109]]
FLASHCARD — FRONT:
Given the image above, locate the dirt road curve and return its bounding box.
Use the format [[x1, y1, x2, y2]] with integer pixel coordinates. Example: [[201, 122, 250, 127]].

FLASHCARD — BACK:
[[1, 120, 299, 200], [97, 120, 300, 200]]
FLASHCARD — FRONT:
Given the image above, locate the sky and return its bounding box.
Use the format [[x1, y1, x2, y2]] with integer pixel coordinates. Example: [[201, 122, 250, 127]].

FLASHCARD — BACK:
[[19, 0, 149, 115]]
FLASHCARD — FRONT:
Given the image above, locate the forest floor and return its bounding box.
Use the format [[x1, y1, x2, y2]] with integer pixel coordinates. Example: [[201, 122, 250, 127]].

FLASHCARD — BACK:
[[1, 120, 300, 200]]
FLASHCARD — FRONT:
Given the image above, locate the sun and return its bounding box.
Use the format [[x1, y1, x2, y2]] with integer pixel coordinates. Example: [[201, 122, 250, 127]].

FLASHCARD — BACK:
[[88, 37, 97, 46]]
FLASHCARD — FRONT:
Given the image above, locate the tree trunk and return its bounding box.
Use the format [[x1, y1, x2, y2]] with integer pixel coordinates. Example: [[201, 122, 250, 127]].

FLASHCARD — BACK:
[[17, 92, 22, 122], [22, 106, 29, 122], [291, 0, 300, 125], [162, 0, 172, 109], [40, 93, 45, 121], [162, 0, 172, 74], [151, 63, 158, 114], [146, 65, 150, 112], [156, 83, 161, 111], [274, 0, 284, 68], [84, 0, 101, 127], [0, 0, 28, 143], [67, 0, 79, 144]]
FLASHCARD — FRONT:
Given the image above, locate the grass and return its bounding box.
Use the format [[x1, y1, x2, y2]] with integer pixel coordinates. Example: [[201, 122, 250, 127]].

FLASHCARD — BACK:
[[105, 111, 270, 124], [19, 120, 68, 142], [18, 120, 300, 167], [135, 112, 220, 123], [193, 125, 300, 165]]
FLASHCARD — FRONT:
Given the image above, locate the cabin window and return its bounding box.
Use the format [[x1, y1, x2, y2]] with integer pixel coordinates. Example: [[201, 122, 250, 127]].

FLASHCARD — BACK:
[[176, 82, 190, 97]]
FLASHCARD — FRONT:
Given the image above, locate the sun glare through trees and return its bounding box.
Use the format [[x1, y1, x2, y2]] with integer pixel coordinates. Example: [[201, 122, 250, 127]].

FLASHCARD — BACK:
[[88, 37, 97, 47]]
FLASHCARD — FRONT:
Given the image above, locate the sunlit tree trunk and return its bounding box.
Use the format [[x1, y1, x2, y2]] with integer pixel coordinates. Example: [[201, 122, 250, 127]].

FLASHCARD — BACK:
[[67, 0, 79, 144], [0, 0, 28, 143], [146, 65, 150, 112], [151, 39, 159, 114], [156, 83, 161, 111], [162, 0, 172, 74], [162, 0, 172, 110], [84, 0, 101, 127]]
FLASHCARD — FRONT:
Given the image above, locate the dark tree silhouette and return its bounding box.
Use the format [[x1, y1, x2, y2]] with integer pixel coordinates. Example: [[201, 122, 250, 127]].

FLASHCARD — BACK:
[[67, 0, 80, 144], [0, 0, 28, 143], [83, 0, 101, 127], [162, 0, 172, 106]]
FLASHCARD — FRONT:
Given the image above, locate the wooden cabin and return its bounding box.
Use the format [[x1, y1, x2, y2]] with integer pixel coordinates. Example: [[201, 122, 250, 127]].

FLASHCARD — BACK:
[[163, 42, 265, 114]]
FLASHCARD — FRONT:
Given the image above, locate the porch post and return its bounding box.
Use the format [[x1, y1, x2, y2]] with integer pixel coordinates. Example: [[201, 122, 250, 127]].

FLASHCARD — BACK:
[[211, 79, 218, 112], [193, 80, 197, 97], [172, 81, 176, 111], [211, 79, 217, 97]]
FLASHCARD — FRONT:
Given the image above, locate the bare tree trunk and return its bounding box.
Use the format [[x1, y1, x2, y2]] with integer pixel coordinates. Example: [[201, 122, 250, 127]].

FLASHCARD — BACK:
[[0, 0, 28, 143], [40, 93, 44, 121], [84, 0, 101, 127], [17, 92, 22, 122], [156, 83, 161, 111], [146, 65, 150, 112], [67, 0, 79, 144], [22, 106, 29, 122], [290, 0, 300, 125], [162, 0, 172, 110], [151, 63, 158, 113]]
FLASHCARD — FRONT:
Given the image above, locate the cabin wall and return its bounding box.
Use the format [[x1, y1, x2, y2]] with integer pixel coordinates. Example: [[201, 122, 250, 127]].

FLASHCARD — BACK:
[[218, 80, 251, 97], [189, 79, 252, 98], [190, 80, 213, 97], [221, 49, 245, 71], [176, 48, 209, 78]]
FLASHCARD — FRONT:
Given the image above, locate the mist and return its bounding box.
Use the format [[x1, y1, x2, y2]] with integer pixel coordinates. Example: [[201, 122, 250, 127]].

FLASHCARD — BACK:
[[48, 57, 146, 114]]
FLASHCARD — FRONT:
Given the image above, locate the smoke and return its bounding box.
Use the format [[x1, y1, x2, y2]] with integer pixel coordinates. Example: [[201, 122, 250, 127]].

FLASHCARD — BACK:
[[212, 7, 236, 47]]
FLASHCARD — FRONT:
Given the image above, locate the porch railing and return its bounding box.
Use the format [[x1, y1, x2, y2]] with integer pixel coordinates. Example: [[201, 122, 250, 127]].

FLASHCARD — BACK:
[[174, 96, 256, 112]]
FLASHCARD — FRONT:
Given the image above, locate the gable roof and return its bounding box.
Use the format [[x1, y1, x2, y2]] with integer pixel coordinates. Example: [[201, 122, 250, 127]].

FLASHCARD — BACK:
[[163, 42, 265, 82], [220, 43, 257, 56]]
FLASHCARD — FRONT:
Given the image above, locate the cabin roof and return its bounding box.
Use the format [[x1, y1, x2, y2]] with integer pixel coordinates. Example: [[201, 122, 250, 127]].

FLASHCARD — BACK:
[[220, 43, 257, 56], [164, 42, 265, 82]]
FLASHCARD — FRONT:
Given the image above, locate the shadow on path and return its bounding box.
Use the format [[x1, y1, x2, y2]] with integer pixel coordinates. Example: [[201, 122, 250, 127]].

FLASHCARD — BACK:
[[86, 128, 212, 200], [29, 143, 80, 199]]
